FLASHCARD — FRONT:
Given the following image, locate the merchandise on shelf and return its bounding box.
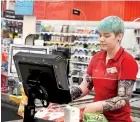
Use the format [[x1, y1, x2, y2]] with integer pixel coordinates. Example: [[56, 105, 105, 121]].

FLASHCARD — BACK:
[[134, 29, 140, 37], [68, 30, 100, 84], [1, 38, 14, 94], [36, 21, 100, 47], [1, 27, 14, 93], [40, 21, 98, 35], [1, 50, 9, 92], [1, 19, 22, 82], [133, 28, 140, 94], [133, 28, 140, 79], [1, 18, 23, 38], [1, 74, 8, 93], [133, 29, 140, 55], [1, 53, 8, 73], [34, 22, 101, 84]]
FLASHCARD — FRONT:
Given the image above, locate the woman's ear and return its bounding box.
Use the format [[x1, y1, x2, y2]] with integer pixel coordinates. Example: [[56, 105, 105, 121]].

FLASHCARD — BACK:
[[118, 33, 123, 40]]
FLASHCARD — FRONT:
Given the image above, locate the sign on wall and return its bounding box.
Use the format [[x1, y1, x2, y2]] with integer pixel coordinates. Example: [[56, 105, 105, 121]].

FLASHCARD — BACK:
[[33, 1, 47, 19], [15, 0, 34, 15]]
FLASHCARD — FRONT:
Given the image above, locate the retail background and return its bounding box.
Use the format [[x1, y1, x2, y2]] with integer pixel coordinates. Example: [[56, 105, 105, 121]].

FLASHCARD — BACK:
[[1, 1, 140, 21], [1, 1, 140, 122]]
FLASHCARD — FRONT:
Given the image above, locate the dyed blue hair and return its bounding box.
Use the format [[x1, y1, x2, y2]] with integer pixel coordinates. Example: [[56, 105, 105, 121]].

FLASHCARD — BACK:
[[98, 16, 124, 35]]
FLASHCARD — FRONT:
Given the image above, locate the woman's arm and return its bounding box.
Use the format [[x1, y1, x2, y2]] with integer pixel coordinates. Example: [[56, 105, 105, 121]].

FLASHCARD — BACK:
[[102, 80, 134, 111], [84, 80, 134, 113], [70, 74, 94, 101]]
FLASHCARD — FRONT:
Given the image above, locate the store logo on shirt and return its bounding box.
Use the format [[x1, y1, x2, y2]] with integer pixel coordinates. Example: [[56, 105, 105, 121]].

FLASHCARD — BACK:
[[95, 70, 98, 72], [106, 67, 118, 74]]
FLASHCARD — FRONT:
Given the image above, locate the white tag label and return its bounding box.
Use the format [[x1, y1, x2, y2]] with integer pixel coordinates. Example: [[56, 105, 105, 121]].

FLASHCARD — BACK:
[[106, 67, 117, 74]]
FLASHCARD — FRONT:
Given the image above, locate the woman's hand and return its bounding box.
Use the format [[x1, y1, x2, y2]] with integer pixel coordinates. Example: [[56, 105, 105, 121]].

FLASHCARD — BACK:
[[83, 101, 104, 114]]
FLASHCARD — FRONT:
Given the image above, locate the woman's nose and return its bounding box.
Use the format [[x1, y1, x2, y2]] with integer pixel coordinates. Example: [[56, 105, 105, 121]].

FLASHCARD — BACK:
[[99, 36, 104, 42]]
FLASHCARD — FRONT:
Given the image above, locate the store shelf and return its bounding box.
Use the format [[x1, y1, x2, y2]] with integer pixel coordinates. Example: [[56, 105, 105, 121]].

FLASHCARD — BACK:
[[46, 41, 73, 45], [73, 47, 95, 52], [70, 61, 89, 65], [1, 45, 10, 48], [74, 40, 100, 44], [72, 55, 92, 58], [41, 32, 95, 37], [71, 68, 87, 72], [72, 47, 100, 53], [1, 18, 23, 22], [73, 47, 89, 51]]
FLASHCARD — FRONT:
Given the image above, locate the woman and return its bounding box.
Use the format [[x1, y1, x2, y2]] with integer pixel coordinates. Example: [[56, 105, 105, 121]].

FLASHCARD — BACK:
[[70, 16, 138, 122]]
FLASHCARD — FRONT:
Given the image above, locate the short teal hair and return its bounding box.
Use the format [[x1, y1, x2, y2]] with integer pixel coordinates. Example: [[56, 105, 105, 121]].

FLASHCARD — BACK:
[[98, 16, 124, 35]]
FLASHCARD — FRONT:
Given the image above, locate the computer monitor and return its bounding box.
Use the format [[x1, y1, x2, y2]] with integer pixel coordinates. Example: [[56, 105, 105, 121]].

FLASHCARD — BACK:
[[13, 52, 71, 105]]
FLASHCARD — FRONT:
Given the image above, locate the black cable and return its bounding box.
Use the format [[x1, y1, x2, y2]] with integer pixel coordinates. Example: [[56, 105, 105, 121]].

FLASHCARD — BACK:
[[39, 86, 49, 107]]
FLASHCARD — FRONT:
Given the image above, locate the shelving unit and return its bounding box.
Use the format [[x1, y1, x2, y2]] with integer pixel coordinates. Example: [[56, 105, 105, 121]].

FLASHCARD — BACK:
[[33, 22, 100, 84], [1, 44, 10, 94], [132, 27, 140, 95], [70, 61, 89, 65], [1, 18, 23, 22], [69, 31, 100, 83], [41, 32, 95, 37], [1, 17, 23, 39]]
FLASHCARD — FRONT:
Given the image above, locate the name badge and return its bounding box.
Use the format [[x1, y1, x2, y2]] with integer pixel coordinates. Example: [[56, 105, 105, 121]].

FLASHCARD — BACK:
[[106, 67, 117, 74]]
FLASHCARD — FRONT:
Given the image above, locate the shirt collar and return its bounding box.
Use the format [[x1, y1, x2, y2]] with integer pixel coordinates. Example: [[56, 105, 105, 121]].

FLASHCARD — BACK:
[[100, 47, 124, 62]]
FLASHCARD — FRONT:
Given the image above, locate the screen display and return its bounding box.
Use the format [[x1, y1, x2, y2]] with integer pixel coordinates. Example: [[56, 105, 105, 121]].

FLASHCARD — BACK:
[[18, 61, 71, 104]]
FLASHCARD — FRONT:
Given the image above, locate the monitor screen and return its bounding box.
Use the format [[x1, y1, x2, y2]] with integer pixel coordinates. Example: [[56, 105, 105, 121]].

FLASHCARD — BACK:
[[14, 52, 71, 104]]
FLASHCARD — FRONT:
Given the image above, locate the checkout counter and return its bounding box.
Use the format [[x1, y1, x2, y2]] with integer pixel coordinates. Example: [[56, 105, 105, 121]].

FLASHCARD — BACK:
[[1, 51, 140, 122]]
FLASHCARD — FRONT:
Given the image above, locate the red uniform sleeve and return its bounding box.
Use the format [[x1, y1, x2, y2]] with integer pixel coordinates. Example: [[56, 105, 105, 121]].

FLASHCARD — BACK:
[[119, 58, 138, 80], [87, 56, 94, 76]]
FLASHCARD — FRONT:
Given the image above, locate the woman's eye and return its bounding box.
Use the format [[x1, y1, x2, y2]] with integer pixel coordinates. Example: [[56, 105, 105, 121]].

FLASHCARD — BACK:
[[105, 36, 110, 38]]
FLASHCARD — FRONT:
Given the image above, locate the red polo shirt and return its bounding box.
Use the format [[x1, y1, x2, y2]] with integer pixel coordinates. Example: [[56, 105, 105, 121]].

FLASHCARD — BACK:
[[87, 47, 138, 122]]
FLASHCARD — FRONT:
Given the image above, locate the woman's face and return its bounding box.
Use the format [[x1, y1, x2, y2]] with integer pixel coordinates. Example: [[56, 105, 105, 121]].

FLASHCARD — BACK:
[[118, 87, 125, 96], [99, 32, 123, 51]]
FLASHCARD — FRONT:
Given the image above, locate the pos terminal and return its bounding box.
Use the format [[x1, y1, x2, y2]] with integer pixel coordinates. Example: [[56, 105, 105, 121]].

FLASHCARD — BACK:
[[13, 52, 71, 122]]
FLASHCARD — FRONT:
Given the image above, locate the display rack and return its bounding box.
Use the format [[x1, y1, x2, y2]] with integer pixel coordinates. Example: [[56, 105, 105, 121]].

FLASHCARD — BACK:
[[1, 18, 23, 39], [35, 21, 101, 84], [133, 27, 140, 94], [130, 19, 140, 95], [1, 44, 11, 93], [41, 32, 94, 37]]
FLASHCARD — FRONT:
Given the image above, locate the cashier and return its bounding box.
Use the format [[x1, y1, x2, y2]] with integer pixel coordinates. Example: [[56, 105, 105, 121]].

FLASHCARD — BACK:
[[70, 16, 138, 122]]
